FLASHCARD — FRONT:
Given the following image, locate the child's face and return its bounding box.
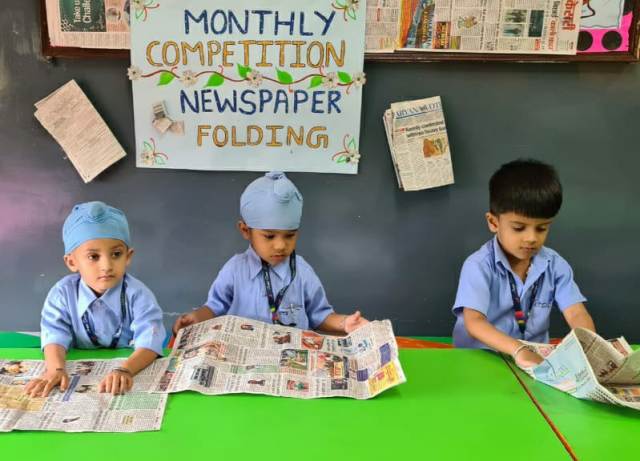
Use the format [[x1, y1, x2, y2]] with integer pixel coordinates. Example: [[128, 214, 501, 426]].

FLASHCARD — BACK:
[[238, 221, 298, 267], [63, 238, 133, 295], [486, 212, 553, 263]]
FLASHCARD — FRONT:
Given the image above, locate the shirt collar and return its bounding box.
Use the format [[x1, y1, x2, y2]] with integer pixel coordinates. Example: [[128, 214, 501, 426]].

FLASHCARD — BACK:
[[76, 276, 125, 317], [491, 236, 550, 285], [246, 246, 291, 281]]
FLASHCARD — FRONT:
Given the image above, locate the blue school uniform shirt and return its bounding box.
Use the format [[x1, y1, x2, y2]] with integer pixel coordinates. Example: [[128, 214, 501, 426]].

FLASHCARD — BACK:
[[41, 273, 166, 355], [452, 236, 586, 348], [204, 246, 334, 329]]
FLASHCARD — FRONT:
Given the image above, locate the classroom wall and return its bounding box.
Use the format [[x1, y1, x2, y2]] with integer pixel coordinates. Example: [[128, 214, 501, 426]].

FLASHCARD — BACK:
[[1, 3, 639, 341]]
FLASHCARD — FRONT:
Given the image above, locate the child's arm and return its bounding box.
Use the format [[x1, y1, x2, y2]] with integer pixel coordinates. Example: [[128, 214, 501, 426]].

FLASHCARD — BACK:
[[173, 263, 234, 334], [463, 308, 544, 368], [318, 311, 369, 334], [99, 347, 158, 395], [173, 306, 215, 334], [24, 344, 70, 397], [562, 303, 595, 332]]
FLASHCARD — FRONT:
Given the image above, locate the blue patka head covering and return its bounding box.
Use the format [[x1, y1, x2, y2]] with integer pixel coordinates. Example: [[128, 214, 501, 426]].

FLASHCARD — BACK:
[[62, 201, 131, 254], [240, 172, 303, 230]]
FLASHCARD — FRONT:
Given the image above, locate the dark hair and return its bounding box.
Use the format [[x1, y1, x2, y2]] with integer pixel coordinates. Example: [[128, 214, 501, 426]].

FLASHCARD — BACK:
[[489, 159, 562, 219]]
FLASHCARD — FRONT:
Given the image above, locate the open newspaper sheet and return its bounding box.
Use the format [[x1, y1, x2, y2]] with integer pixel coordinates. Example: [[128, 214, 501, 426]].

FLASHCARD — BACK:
[[45, 0, 130, 49], [403, 0, 581, 54], [0, 358, 168, 432], [520, 328, 640, 410], [383, 96, 454, 191], [152, 316, 406, 399]]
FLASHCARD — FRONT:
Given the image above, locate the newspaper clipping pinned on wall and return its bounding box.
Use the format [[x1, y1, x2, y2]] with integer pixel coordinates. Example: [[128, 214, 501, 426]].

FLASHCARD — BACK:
[[152, 316, 406, 400], [519, 328, 640, 411], [34, 80, 127, 183], [44, 0, 131, 49], [383, 96, 454, 191], [0, 358, 168, 432]]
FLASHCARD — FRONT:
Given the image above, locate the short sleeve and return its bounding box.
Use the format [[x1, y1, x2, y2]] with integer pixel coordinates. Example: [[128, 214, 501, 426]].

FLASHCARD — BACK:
[[553, 256, 587, 311], [204, 260, 235, 316], [303, 267, 334, 329], [41, 286, 74, 351], [129, 287, 167, 356], [452, 257, 493, 317]]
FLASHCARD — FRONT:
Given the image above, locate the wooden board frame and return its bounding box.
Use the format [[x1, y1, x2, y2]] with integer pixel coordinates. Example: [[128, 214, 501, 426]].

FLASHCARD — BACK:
[[40, 0, 640, 62]]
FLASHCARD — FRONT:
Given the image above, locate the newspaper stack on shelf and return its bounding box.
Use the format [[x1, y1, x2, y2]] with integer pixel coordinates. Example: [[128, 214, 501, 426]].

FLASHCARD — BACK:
[[519, 328, 640, 411], [152, 315, 406, 400], [400, 0, 582, 54], [383, 96, 454, 191], [366, 0, 404, 51]]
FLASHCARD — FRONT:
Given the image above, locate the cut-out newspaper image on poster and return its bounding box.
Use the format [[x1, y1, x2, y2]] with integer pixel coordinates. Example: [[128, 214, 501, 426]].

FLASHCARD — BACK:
[[151, 315, 406, 399], [129, 0, 367, 174]]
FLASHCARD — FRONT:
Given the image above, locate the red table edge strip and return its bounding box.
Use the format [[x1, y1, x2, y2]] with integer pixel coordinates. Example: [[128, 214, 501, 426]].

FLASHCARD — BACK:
[[502, 355, 579, 461]]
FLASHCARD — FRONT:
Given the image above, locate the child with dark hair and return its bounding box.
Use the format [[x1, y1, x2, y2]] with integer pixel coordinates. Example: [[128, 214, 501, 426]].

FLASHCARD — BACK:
[[452, 159, 595, 368]]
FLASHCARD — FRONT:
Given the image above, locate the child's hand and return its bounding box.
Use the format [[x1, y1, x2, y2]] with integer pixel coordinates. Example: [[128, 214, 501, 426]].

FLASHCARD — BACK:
[[514, 347, 544, 369], [24, 368, 69, 398], [344, 311, 369, 333], [173, 312, 199, 335], [99, 367, 133, 395]]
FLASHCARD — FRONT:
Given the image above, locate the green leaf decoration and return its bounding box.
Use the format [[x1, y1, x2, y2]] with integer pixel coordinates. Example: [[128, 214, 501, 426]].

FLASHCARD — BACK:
[[347, 8, 357, 20], [347, 137, 356, 151], [337, 157, 347, 164], [237, 64, 251, 79], [156, 157, 166, 165], [338, 72, 352, 84], [309, 76, 323, 89], [276, 68, 293, 85], [135, 10, 144, 20], [158, 72, 175, 86], [143, 141, 153, 152], [205, 73, 225, 87]]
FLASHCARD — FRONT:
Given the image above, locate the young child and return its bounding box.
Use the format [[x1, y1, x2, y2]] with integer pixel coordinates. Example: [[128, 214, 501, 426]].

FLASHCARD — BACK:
[[25, 202, 166, 397], [452, 159, 595, 368], [173, 171, 368, 335]]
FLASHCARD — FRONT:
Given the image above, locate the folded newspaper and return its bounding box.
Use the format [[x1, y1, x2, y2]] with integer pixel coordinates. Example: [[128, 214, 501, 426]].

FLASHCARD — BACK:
[[519, 328, 640, 410], [384, 96, 455, 191], [34, 80, 127, 183], [152, 316, 406, 399], [0, 358, 168, 432]]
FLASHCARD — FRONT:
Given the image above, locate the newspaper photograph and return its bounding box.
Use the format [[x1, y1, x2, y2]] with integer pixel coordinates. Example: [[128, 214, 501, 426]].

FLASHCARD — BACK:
[[152, 315, 406, 400], [383, 96, 455, 191], [0, 358, 168, 432], [45, 0, 131, 49], [366, 0, 403, 51], [403, 0, 581, 54], [519, 328, 640, 410]]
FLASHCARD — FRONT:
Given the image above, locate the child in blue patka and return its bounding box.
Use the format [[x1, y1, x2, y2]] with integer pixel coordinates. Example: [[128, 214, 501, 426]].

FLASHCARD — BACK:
[[25, 202, 166, 397], [173, 172, 368, 335]]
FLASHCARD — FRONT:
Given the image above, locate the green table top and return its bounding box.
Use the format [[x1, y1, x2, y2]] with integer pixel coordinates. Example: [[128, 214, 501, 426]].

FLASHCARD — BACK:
[[0, 348, 568, 461], [0, 332, 41, 348], [510, 365, 640, 461]]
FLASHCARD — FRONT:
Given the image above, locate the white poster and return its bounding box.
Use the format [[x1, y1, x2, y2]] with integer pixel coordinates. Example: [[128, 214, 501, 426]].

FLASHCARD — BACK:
[[130, 0, 366, 174]]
